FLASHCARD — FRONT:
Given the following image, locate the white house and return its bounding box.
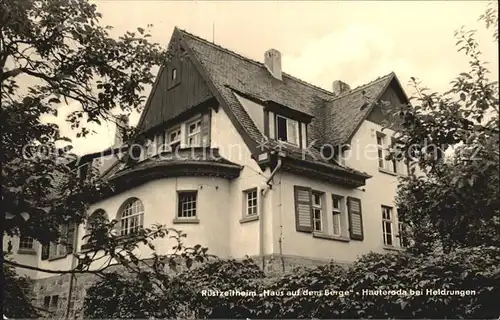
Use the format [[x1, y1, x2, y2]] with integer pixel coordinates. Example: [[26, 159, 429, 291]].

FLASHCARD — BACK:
[[4, 27, 412, 318]]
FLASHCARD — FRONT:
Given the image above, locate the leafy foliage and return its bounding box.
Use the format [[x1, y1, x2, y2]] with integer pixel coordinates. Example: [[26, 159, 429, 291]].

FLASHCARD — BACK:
[[385, 4, 499, 254], [1, 0, 166, 243], [2, 261, 39, 318], [84, 247, 500, 319], [0, 0, 191, 314]]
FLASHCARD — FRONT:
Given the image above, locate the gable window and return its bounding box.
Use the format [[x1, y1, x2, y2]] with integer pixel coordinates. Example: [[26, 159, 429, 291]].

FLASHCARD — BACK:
[[178, 191, 197, 219], [244, 189, 258, 217], [332, 195, 344, 237], [186, 119, 201, 147], [377, 132, 385, 169], [312, 191, 323, 232], [167, 127, 181, 151], [276, 115, 299, 146], [19, 235, 34, 250], [119, 198, 144, 236], [382, 206, 393, 246]]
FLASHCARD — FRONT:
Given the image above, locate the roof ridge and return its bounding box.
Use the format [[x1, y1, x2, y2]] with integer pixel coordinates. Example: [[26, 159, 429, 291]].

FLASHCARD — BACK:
[[331, 72, 395, 101], [177, 28, 334, 97]]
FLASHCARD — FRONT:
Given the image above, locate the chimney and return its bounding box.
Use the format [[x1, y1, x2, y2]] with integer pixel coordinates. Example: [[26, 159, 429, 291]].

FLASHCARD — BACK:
[[332, 80, 351, 96], [264, 49, 282, 80], [114, 114, 129, 146]]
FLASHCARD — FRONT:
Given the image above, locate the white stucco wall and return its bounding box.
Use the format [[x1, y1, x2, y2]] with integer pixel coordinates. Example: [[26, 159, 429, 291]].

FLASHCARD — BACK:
[[210, 107, 271, 259], [3, 236, 40, 279], [8, 111, 413, 280], [269, 171, 368, 264], [346, 119, 405, 250]]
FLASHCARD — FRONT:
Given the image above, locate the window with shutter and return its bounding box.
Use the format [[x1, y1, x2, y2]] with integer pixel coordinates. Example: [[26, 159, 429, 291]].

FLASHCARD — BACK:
[[294, 186, 313, 232], [347, 197, 364, 240]]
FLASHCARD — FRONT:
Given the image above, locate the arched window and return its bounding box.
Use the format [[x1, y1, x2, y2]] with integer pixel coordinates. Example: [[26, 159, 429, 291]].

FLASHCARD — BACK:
[[118, 198, 144, 236]]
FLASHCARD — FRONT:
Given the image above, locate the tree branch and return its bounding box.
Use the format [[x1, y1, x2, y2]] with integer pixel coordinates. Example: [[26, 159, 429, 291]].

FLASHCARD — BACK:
[[4, 258, 112, 275]]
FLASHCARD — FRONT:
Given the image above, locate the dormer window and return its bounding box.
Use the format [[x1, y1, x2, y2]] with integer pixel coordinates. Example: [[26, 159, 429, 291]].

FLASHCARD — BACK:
[[276, 115, 299, 146]]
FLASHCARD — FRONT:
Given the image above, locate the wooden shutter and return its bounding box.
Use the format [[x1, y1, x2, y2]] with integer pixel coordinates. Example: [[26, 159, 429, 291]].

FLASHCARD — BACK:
[[200, 112, 211, 147], [347, 197, 364, 240], [294, 186, 313, 232]]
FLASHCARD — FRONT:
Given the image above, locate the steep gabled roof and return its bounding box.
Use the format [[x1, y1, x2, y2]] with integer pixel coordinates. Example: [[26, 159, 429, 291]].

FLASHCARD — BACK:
[[99, 28, 411, 187], [176, 28, 406, 149], [325, 72, 396, 145], [178, 28, 333, 147]]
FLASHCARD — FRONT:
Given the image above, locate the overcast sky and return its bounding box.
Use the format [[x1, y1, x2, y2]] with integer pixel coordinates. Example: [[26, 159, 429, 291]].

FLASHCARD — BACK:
[[59, 0, 498, 155]]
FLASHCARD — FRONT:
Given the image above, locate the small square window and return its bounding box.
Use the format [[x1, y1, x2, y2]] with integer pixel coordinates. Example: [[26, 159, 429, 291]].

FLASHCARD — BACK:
[[19, 235, 34, 250], [178, 191, 197, 219]]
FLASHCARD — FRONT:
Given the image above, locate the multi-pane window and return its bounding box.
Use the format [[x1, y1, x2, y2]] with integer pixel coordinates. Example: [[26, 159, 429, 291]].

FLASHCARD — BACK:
[[45, 224, 74, 259], [244, 189, 258, 216], [186, 119, 201, 146], [120, 199, 144, 236], [391, 140, 406, 175], [377, 133, 385, 169], [276, 115, 299, 146], [19, 235, 34, 250], [312, 192, 323, 232], [167, 127, 181, 151], [178, 191, 197, 219], [382, 206, 393, 246], [332, 196, 343, 236]]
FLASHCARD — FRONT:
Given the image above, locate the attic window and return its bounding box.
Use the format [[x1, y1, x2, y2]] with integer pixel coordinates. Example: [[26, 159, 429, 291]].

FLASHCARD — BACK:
[[276, 115, 299, 146]]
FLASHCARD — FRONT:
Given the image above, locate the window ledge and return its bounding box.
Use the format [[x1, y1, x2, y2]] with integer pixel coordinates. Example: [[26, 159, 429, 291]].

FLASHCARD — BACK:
[[240, 215, 259, 224], [313, 232, 350, 242], [383, 245, 404, 252], [378, 168, 398, 176], [173, 218, 200, 224], [17, 249, 37, 255]]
